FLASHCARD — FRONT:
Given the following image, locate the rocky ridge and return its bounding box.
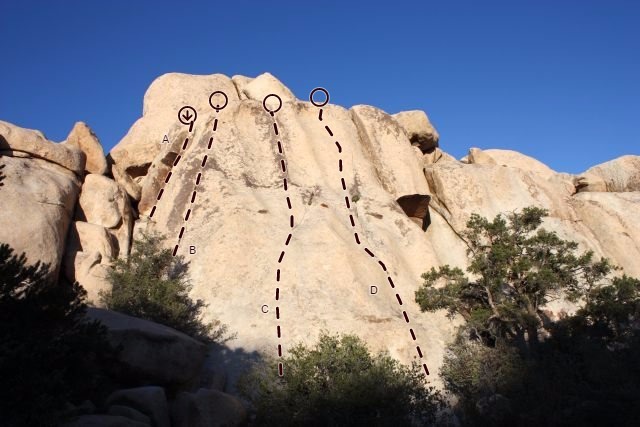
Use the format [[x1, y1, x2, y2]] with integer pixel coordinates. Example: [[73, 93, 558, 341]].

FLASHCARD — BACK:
[[1, 72, 639, 424]]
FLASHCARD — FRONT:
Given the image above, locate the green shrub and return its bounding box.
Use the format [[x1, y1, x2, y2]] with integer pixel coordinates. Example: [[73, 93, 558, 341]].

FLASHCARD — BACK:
[[416, 207, 640, 426], [416, 206, 612, 352], [440, 331, 524, 401], [0, 243, 117, 426], [101, 231, 230, 343], [239, 332, 444, 426]]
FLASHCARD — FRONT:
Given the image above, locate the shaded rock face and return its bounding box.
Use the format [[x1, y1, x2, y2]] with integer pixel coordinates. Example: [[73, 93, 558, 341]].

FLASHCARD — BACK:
[[170, 389, 247, 427], [88, 308, 208, 388], [397, 194, 432, 230], [65, 414, 149, 427], [105, 72, 640, 382], [63, 171, 133, 305], [63, 221, 115, 303], [105, 387, 169, 427]]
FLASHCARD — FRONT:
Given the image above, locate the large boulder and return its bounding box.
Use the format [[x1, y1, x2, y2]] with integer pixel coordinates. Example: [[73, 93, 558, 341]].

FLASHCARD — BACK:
[[579, 155, 640, 192], [570, 192, 640, 277], [170, 389, 247, 427], [231, 75, 253, 100], [77, 174, 134, 257], [67, 221, 117, 261], [423, 160, 640, 276], [424, 160, 575, 233], [63, 172, 133, 305], [0, 120, 85, 174], [109, 159, 142, 201], [78, 174, 129, 229], [351, 105, 431, 198], [109, 73, 239, 196], [483, 149, 557, 179], [0, 122, 82, 277], [107, 406, 151, 425], [392, 110, 439, 152], [574, 173, 607, 193], [63, 221, 116, 304], [106, 387, 169, 427], [87, 308, 208, 387], [422, 147, 457, 165], [241, 72, 296, 103], [467, 147, 497, 165], [65, 122, 108, 175], [65, 415, 148, 427]]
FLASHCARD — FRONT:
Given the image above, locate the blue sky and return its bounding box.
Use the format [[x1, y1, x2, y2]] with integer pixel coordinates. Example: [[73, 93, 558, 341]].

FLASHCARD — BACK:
[[1, 1, 638, 173]]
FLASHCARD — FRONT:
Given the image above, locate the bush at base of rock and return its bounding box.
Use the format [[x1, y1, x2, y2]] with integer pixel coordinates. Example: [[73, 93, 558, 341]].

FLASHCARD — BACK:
[[239, 331, 444, 426], [100, 231, 231, 344], [417, 208, 640, 426], [0, 243, 118, 426]]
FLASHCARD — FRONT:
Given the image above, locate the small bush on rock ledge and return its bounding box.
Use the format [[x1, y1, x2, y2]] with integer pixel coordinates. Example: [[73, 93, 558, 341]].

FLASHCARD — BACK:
[[101, 231, 231, 344], [239, 332, 444, 426]]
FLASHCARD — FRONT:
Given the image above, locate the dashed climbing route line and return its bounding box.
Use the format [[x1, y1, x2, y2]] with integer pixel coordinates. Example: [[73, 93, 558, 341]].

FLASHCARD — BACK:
[[310, 87, 430, 376], [263, 93, 294, 377], [0, 162, 6, 188], [148, 105, 197, 221], [171, 92, 228, 256]]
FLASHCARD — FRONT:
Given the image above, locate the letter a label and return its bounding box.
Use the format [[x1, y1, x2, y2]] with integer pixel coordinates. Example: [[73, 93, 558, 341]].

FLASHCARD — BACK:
[[162, 135, 170, 144]]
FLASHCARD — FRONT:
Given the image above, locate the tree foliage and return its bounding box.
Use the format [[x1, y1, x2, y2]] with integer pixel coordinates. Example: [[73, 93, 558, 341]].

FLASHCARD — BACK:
[[0, 243, 116, 426], [101, 231, 230, 343], [578, 274, 640, 342], [416, 206, 612, 350], [440, 332, 524, 401], [239, 332, 444, 426], [416, 207, 640, 426]]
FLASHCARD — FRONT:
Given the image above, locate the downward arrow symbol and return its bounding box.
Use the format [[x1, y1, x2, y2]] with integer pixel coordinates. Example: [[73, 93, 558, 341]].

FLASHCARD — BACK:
[[178, 106, 197, 127]]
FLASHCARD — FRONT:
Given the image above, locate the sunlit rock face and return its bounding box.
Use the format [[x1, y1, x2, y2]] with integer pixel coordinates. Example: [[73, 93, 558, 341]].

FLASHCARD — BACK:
[[3, 72, 638, 384]]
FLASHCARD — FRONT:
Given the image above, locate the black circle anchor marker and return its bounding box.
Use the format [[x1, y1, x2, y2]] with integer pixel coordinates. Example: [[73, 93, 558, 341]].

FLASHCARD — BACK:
[[209, 91, 228, 111], [263, 94, 282, 114], [178, 106, 197, 125], [310, 87, 330, 107]]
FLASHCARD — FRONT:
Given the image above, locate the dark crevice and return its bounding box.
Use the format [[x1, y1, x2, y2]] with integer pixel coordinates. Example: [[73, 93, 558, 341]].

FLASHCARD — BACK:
[[396, 194, 432, 231], [125, 161, 153, 180], [411, 136, 437, 154]]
